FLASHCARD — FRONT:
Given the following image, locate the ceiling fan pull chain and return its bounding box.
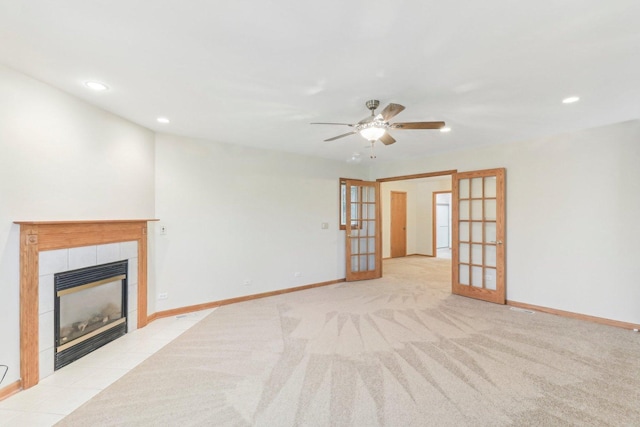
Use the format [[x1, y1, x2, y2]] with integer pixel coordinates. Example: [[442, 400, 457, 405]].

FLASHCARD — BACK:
[[370, 141, 377, 159]]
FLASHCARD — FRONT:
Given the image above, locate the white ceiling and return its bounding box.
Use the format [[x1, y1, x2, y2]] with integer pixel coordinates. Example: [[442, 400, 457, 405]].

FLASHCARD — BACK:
[[1, 1, 639, 163]]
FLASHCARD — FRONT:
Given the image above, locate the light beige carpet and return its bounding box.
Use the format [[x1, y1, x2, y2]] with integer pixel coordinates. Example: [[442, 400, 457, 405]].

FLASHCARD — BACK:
[[58, 257, 640, 426]]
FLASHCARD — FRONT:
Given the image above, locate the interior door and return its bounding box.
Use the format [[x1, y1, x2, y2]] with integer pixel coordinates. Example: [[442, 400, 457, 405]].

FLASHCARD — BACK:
[[452, 168, 506, 304], [346, 180, 382, 281], [390, 191, 407, 258]]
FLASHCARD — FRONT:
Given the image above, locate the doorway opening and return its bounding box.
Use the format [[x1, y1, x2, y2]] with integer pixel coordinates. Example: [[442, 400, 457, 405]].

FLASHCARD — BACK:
[[380, 172, 454, 260], [433, 191, 452, 259]]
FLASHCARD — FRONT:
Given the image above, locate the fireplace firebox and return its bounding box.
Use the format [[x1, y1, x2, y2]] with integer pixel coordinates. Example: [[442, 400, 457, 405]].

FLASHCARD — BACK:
[[54, 260, 128, 370]]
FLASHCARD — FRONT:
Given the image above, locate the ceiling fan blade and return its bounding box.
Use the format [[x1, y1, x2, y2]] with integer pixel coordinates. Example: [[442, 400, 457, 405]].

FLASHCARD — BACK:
[[380, 133, 396, 145], [380, 103, 405, 121], [311, 122, 355, 127], [325, 131, 357, 142], [391, 121, 445, 130]]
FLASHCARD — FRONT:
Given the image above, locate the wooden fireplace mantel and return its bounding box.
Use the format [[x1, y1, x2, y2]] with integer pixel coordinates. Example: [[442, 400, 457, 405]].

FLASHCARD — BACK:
[[14, 219, 158, 390]]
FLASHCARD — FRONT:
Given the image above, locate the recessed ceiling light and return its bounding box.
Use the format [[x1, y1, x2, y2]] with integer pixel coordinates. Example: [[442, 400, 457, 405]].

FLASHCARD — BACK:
[[84, 81, 109, 91], [562, 96, 580, 104], [156, 117, 170, 124], [440, 127, 451, 133]]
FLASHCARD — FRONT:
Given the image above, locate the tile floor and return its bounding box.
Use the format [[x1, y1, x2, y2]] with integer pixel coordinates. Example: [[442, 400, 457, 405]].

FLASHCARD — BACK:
[[0, 308, 215, 426]]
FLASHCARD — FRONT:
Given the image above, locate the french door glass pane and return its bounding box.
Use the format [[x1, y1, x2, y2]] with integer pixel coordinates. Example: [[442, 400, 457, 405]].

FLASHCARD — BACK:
[[351, 256, 359, 272], [471, 178, 483, 198], [359, 255, 368, 270], [471, 200, 483, 220], [459, 265, 470, 285], [471, 244, 483, 265], [367, 204, 376, 219], [459, 243, 470, 263], [350, 187, 359, 203], [460, 200, 470, 220], [358, 238, 368, 252], [459, 221, 470, 241], [484, 177, 497, 198], [485, 199, 497, 220], [485, 222, 497, 243], [486, 245, 497, 267], [472, 266, 483, 288], [459, 179, 470, 198], [485, 268, 497, 290], [368, 222, 376, 236], [471, 222, 483, 243], [361, 187, 374, 203], [349, 205, 359, 222]]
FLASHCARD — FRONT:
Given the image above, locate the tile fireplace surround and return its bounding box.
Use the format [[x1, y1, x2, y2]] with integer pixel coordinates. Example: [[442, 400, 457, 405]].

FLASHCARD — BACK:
[[14, 220, 156, 391]]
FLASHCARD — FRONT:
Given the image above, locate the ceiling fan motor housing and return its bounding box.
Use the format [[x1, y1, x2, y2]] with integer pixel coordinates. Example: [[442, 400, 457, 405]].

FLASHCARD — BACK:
[[365, 99, 380, 112]]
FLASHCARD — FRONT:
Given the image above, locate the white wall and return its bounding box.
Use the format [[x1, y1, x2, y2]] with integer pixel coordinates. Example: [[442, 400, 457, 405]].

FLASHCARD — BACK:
[[371, 120, 640, 324], [0, 65, 155, 386], [154, 134, 366, 310]]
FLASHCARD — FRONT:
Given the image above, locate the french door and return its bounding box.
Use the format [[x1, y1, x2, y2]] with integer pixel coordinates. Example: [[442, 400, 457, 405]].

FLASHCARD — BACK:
[[452, 168, 506, 303], [345, 180, 382, 281]]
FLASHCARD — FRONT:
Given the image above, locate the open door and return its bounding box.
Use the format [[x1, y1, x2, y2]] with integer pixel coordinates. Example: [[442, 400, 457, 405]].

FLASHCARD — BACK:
[[345, 180, 382, 281], [452, 168, 506, 303]]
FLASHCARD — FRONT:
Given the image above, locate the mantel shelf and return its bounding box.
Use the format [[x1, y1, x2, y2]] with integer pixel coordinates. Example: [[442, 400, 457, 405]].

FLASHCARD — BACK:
[[14, 219, 159, 225]]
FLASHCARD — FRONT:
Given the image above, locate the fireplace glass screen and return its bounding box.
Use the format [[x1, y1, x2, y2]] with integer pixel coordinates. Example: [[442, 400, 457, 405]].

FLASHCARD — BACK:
[[54, 260, 128, 369], [58, 278, 124, 346]]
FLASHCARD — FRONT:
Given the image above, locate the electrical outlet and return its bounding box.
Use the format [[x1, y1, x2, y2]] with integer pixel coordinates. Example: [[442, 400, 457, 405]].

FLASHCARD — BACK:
[[158, 292, 168, 300], [321, 222, 329, 229]]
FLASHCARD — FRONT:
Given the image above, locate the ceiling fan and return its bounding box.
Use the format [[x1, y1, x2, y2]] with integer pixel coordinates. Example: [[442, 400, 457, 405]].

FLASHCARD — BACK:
[[311, 99, 445, 157]]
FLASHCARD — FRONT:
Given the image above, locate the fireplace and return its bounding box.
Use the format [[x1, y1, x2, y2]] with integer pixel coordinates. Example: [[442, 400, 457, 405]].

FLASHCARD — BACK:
[[15, 219, 155, 389], [55, 260, 128, 369]]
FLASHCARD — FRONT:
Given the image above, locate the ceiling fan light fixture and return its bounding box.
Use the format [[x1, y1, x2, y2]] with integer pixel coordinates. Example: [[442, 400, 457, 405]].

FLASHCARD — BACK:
[[359, 126, 386, 141]]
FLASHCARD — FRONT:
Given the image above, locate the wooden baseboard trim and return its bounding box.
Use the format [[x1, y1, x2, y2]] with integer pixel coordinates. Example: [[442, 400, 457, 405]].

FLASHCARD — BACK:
[[151, 278, 346, 321], [0, 380, 21, 401], [507, 300, 640, 330], [385, 254, 434, 259], [146, 312, 159, 323]]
